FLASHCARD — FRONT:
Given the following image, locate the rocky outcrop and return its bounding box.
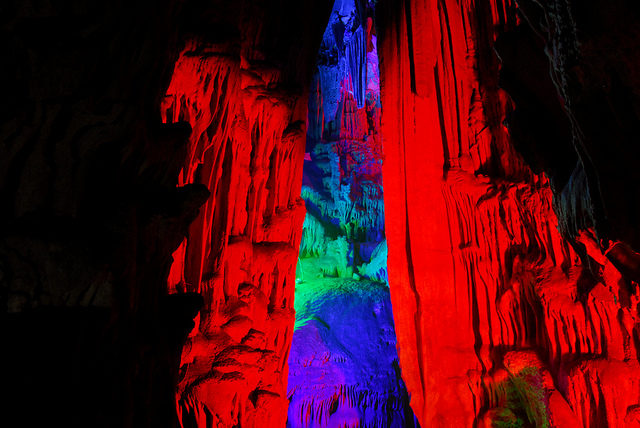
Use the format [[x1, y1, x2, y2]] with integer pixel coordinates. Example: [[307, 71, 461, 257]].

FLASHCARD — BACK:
[[5, 0, 640, 427], [377, 0, 640, 427], [500, 0, 640, 253], [160, 2, 330, 426]]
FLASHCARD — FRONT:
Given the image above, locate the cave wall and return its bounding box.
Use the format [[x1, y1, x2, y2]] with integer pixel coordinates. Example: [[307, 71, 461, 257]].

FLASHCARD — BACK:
[[377, 0, 640, 427], [160, 1, 331, 426], [287, 277, 417, 428]]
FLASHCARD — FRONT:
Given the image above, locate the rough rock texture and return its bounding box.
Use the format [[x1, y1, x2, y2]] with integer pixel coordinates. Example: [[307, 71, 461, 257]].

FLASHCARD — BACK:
[[499, 0, 640, 252], [287, 278, 417, 428], [377, 0, 640, 427], [299, 0, 386, 282], [159, 2, 331, 427]]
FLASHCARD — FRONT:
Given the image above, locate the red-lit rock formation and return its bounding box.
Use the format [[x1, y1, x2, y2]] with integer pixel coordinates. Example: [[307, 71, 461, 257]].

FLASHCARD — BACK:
[[377, 0, 640, 427], [160, 2, 330, 426]]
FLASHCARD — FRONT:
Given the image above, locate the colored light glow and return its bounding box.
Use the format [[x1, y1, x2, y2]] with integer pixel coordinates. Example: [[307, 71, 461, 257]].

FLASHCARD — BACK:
[[287, 1, 418, 427]]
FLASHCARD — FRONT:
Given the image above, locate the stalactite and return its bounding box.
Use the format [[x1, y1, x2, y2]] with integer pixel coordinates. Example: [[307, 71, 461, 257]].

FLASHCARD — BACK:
[[287, 2, 415, 427], [377, 0, 640, 426], [160, 1, 330, 426], [299, 0, 384, 281]]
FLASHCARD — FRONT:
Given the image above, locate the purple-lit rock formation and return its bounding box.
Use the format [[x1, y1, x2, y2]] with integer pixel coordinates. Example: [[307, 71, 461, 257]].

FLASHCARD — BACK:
[[287, 278, 417, 428]]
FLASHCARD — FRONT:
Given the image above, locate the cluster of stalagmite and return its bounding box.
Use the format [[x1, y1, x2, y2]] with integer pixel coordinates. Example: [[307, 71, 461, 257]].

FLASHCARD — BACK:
[[299, 0, 386, 283], [286, 3, 418, 426]]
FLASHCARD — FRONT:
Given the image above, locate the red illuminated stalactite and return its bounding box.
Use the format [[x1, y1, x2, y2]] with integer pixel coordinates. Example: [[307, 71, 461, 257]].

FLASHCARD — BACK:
[[159, 6, 323, 420], [378, 0, 640, 427]]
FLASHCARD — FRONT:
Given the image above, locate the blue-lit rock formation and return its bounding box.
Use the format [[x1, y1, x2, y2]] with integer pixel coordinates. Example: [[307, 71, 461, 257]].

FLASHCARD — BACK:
[[287, 1, 415, 427], [299, 0, 385, 282], [287, 278, 417, 428]]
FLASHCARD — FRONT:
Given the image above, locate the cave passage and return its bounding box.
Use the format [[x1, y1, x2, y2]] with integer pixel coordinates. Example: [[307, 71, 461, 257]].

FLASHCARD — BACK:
[[286, 1, 418, 427]]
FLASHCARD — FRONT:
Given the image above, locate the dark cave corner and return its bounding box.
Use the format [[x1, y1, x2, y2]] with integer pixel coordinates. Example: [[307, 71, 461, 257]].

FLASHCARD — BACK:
[[1, 1, 211, 426]]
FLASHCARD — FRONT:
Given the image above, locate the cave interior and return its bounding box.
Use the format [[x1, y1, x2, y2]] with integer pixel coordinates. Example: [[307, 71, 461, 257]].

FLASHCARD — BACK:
[[3, 0, 640, 427]]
